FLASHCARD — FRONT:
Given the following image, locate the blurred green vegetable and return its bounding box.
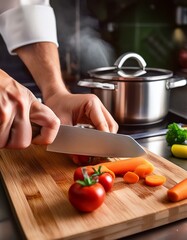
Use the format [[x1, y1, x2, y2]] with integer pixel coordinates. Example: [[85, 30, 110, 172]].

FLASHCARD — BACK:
[[166, 123, 187, 146]]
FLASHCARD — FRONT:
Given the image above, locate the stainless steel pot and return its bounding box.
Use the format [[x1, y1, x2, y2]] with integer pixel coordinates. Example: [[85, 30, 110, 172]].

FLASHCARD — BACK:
[[78, 52, 187, 125]]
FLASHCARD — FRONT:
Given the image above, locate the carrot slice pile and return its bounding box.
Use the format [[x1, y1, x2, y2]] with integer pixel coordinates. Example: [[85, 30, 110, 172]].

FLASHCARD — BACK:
[[145, 175, 166, 187], [168, 178, 187, 202], [123, 171, 139, 184], [134, 164, 154, 178]]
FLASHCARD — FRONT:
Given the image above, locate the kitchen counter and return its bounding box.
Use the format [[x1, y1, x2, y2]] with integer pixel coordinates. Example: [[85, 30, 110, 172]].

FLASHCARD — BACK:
[[0, 121, 187, 239], [122, 135, 187, 240]]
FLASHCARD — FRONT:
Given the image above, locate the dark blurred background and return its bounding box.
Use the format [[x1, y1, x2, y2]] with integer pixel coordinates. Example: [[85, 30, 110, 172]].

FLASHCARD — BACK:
[[0, 0, 187, 96]]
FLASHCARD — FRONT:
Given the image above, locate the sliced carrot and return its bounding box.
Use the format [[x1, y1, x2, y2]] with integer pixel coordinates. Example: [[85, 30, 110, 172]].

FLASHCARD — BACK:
[[168, 178, 187, 202], [123, 171, 139, 184], [134, 163, 154, 178], [145, 175, 166, 187], [94, 157, 152, 176]]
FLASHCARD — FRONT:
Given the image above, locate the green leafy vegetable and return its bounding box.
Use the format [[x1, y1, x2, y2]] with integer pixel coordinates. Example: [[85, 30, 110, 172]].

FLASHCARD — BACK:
[[166, 123, 187, 146]]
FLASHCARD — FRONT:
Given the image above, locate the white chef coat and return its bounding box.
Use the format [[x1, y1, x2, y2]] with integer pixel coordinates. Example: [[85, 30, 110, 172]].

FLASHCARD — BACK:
[[0, 0, 58, 55]]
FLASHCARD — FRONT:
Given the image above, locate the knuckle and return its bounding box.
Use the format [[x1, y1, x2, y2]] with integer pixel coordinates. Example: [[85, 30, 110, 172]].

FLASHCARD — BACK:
[[84, 94, 101, 108], [47, 116, 61, 132], [8, 141, 30, 149], [0, 107, 10, 123], [86, 93, 100, 102], [52, 117, 61, 128]]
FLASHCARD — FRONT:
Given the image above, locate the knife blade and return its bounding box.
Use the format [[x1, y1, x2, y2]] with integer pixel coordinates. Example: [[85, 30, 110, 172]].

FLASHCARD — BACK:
[[47, 125, 146, 158]]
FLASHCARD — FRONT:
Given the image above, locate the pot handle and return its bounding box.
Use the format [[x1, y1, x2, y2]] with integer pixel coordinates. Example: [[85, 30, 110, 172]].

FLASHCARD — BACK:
[[166, 77, 187, 89], [78, 80, 115, 90]]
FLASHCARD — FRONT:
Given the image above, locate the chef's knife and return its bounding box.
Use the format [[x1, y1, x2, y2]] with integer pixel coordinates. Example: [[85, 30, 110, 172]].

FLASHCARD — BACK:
[[47, 125, 146, 158]]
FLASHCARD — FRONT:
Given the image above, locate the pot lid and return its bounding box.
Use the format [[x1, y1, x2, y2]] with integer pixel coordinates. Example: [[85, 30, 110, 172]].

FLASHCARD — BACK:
[[88, 52, 173, 82]]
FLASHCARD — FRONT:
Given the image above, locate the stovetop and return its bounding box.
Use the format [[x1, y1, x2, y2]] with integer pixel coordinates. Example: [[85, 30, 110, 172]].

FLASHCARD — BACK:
[[118, 112, 187, 139]]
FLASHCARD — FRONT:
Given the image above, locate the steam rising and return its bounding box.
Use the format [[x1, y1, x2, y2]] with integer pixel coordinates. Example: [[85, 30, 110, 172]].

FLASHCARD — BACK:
[[51, 0, 115, 74], [70, 26, 115, 73]]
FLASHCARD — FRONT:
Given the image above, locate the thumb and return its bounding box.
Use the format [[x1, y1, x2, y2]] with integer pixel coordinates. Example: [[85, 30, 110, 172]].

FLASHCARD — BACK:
[[30, 100, 60, 145]]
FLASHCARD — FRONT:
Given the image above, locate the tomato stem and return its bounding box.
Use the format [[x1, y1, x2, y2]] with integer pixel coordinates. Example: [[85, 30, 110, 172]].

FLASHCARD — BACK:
[[76, 167, 97, 186], [92, 166, 103, 177]]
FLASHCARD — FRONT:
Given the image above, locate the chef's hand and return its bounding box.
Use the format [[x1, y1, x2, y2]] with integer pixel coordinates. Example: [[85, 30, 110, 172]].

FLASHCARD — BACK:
[[15, 43, 118, 133], [44, 90, 119, 133], [0, 69, 60, 149]]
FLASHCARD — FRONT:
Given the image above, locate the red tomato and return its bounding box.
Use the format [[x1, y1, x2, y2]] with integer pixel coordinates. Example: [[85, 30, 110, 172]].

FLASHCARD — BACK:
[[97, 173, 114, 192], [70, 155, 91, 165], [68, 182, 106, 212], [73, 166, 94, 181], [74, 167, 114, 192]]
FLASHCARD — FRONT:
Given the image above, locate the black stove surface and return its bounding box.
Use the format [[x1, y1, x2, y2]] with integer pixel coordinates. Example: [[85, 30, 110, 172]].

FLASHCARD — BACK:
[[118, 112, 187, 139]]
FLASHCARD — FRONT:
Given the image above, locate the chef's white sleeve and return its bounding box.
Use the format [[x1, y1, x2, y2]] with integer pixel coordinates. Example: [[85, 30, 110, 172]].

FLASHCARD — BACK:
[[0, 4, 58, 55]]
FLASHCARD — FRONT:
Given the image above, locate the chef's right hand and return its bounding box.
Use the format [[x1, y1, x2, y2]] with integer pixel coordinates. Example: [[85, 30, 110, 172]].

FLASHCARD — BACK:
[[0, 69, 60, 149]]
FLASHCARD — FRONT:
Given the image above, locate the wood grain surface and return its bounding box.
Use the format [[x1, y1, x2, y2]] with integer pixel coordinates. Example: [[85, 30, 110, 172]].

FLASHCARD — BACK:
[[0, 145, 187, 240]]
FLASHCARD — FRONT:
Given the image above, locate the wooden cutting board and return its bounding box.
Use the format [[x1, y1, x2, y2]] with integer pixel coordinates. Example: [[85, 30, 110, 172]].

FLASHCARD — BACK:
[[0, 145, 187, 240]]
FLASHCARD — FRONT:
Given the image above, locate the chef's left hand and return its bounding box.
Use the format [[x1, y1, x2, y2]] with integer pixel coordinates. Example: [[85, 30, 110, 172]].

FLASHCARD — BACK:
[[44, 91, 118, 133]]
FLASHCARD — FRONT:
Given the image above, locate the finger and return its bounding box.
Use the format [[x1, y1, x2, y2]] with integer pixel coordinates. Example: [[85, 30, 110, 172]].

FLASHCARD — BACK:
[[30, 101, 60, 145], [84, 96, 118, 133], [6, 117, 32, 148], [0, 105, 15, 148], [84, 96, 110, 132], [6, 100, 60, 148], [0, 88, 33, 148], [100, 104, 119, 133]]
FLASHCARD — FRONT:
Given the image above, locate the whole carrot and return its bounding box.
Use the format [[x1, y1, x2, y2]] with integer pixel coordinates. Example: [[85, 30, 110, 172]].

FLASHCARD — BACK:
[[168, 178, 187, 202], [94, 157, 153, 176]]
